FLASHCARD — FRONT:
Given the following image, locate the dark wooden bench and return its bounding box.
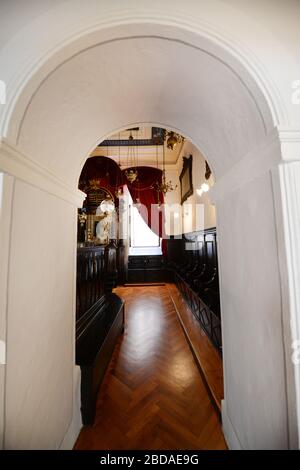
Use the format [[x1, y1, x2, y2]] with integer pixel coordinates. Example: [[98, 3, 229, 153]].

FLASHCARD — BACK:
[[76, 293, 124, 425], [76, 243, 124, 425]]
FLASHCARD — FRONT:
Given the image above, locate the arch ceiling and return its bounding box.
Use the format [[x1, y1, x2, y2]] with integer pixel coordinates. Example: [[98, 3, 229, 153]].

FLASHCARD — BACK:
[[1, 1, 300, 450], [1, 0, 299, 187], [9, 35, 273, 186]]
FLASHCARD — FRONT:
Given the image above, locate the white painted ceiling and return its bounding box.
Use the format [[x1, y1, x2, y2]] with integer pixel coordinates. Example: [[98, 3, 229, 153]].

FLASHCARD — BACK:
[[90, 127, 184, 167], [14, 34, 271, 186]]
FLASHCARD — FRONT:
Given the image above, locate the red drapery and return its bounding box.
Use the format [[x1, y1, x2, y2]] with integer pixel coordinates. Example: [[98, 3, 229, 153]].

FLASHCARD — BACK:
[[79, 157, 167, 256], [79, 156, 121, 209]]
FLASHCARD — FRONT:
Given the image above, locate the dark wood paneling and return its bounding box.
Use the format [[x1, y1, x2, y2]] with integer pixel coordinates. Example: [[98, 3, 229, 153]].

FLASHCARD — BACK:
[[76, 243, 124, 425], [117, 239, 127, 285], [127, 255, 169, 283], [165, 228, 222, 353], [77, 294, 124, 425], [76, 246, 106, 320]]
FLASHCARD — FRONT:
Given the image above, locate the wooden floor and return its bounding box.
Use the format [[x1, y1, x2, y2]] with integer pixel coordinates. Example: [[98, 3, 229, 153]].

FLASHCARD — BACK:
[[74, 285, 227, 450]]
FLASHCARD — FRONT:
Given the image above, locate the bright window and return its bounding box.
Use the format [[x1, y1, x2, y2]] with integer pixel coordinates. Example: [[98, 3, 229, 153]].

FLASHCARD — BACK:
[[130, 205, 162, 255]]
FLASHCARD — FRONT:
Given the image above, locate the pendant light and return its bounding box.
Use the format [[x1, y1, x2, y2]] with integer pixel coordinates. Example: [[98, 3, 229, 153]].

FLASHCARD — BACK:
[[135, 140, 141, 207], [166, 131, 184, 150], [125, 131, 138, 183], [154, 130, 177, 204], [115, 132, 123, 198]]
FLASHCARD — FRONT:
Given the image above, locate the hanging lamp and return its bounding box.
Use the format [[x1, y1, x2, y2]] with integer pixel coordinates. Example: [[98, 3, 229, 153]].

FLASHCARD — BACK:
[[135, 141, 142, 207], [125, 132, 138, 183], [115, 132, 123, 197], [166, 131, 184, 150], [154, 130, 177, 204]]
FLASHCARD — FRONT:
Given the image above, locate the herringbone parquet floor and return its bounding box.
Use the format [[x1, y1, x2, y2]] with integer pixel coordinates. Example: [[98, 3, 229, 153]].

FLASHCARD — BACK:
[[74, 285, 227, 450]]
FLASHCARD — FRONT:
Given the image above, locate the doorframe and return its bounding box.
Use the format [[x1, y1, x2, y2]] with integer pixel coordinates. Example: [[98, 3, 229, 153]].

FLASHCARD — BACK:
[[0, 172, 14, 449]]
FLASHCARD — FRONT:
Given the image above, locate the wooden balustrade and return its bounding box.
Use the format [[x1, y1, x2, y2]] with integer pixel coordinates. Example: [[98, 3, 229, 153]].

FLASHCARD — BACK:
[[76, 242, 124, 425], [76, 246, 106, 320], [166, 228, 222, 354]]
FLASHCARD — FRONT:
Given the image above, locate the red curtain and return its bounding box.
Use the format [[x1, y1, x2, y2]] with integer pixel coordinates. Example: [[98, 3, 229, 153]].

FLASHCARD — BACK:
[[79, 156, 122, 209], [79, 157, 167, 256], [122, 166, 167, 257]]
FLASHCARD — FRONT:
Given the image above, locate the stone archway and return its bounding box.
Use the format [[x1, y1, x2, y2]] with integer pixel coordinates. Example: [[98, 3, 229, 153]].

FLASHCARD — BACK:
[[0, 1, 300, 450]]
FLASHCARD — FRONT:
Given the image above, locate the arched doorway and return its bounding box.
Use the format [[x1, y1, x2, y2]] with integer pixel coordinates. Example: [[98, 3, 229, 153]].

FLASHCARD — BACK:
[[0, 2, 299, 450]]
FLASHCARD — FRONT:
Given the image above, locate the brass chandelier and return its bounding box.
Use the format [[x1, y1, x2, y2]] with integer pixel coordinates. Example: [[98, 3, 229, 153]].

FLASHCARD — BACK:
[[153, 133, 177, 205], [166, 131, 184, 150], [115, 132, 124, 198], [124, 132, 138, 183]]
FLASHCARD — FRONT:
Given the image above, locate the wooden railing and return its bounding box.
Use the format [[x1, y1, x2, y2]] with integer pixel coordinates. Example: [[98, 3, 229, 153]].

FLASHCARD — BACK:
[[166, 228, 222, 354], [76, 245, 106, 320], [76, 242, 124, 425]]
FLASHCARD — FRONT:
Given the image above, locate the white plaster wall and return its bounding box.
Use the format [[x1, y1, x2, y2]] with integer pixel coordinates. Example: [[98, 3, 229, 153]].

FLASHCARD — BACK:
[[59, 365, 82, 449], [164, 168, 181, 207], [0, 0, 299, 450], [164, 167, 182, 236], [181, 141, 216, 233], [2, 0, 299, 140], [4, 179, 77, 449], [0, 174, 6, 448], [0, 172, 14, 449], [215, 141, 289, 448], [222, 0, 300, 66], [0, 0, 66, 47], [274, 160, 300, 450]]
